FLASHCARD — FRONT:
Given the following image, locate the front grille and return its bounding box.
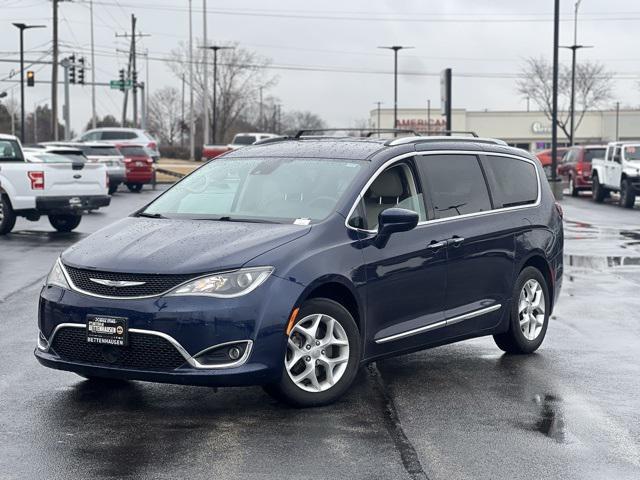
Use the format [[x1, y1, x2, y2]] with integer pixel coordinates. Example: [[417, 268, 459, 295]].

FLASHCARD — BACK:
[[64, 265, 194, 297], [51, 327, 187, 371]]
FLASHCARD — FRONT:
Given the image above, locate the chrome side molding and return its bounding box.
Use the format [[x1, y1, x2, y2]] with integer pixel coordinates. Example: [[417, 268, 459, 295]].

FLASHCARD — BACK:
[[375, 304, 502, 344]]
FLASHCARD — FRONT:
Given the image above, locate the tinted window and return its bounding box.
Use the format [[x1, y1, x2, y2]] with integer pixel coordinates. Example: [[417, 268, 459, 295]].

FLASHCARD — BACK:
[[0, 140, 24, 162], [352, 162, 426, 230], [101, 131, 136, 140], [419, 155, 491, 219], [481, 155, 538, 208], [233, 135, 257, 145], [118, 146, 148, 157], [583, 148, 605, 163], [81, 146, 121, 156]]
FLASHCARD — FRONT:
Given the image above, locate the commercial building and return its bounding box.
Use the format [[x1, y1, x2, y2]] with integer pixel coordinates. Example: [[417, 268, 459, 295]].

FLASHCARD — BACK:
[[369, 107, 640, 151]]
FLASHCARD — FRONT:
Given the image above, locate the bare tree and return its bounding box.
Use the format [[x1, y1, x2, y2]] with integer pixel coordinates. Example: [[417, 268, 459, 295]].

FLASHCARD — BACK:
[[148, 87, 182, 145], [166, 42, 277, 143], [282, 110, 327, 133], [517, 57, 614, 140]]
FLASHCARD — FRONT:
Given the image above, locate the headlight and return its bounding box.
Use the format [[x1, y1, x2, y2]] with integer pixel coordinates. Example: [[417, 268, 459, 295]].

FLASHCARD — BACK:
[[168, 267, 274, 298], [46, 258, 70, 289]]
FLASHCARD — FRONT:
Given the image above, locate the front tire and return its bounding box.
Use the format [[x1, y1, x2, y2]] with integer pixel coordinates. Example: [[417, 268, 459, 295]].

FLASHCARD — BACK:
[[494, 266, 550, 354], [264, 298, 361, 408], [49, 214, 82, 232], [592, 174, 609, 203], [0, 194, 17, 235], [126, 183, 143, 193], [620, 179, 636, 208], [108, 183, 119, 195]]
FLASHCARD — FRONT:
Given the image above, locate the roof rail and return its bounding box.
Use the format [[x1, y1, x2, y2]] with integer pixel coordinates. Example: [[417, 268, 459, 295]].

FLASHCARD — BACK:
[[293, 128, 418, 139], [386, 135, 507, 147]]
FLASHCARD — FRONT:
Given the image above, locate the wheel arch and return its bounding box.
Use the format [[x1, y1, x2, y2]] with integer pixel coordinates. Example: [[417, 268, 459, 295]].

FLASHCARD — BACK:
[[519, 253, 555, 313]]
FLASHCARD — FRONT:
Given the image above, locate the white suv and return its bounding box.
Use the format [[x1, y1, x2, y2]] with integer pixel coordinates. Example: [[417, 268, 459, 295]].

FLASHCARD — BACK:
[[77, 128, 160, 161]]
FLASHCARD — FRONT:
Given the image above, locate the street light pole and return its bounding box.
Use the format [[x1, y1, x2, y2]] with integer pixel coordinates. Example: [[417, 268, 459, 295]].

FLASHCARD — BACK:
[[378, 46, 413, 131], [12, 23, 45, 142], [200, 45, 234, 144], [202, 0, 209, 146], [551, 0, 561, 197]]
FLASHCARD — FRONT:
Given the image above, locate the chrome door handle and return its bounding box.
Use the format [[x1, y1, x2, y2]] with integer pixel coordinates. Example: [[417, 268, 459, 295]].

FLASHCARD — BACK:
[[427, 241, 446, 250], [449, 236, 465, 246]]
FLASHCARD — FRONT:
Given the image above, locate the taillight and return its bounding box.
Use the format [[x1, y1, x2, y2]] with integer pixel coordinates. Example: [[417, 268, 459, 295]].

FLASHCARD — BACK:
[[554, 201, 563, 218], [124, 157, 132, 163], [147, 142, 157, 150], [576, 166, 582, 175], [28, 171, 44, 190], [106, 172, 109, 188], [146, 158, 153, 164]]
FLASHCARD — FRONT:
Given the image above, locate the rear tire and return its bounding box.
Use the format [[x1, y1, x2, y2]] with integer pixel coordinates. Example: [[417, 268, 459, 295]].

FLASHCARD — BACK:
[[569, 176, 579, 197], [108, 183, 119, 195], [126, 183, 143, 193], [49, 214, 82, 232], [620, 179, 636, 208], [0, 194, 17, 235], [592, 174, 608, 203], [264, 298, 361, 408], [494, 266, 550, 354]]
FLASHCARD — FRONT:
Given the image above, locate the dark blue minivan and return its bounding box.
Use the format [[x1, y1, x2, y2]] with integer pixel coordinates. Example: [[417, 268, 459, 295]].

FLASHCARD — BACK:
[[36, 135, 563, 407]]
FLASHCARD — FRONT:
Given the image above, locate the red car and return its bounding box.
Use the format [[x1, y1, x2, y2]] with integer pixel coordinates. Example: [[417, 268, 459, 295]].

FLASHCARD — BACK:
[[535, 147, 569, 179], [557, 145, 606, 196], [116, 143, 153, 192]]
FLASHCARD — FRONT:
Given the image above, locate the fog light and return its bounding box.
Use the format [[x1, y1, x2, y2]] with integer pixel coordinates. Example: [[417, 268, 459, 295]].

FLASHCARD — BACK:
[[228, 346, 242, 360]]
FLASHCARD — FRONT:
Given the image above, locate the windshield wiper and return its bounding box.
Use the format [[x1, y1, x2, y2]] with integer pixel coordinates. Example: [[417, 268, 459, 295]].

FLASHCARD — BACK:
[[137, 212, 168, 219], [195, 216, 279, 224]]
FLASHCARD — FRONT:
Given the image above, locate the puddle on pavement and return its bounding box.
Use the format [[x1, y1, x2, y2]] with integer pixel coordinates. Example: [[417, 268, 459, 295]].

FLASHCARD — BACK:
[[533, 394, 565, 443], [564, 220, 640, 269]]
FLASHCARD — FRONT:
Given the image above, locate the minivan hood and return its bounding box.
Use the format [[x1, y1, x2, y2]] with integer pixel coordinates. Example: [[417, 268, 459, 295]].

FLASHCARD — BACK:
[[62, 217, 310, 274]]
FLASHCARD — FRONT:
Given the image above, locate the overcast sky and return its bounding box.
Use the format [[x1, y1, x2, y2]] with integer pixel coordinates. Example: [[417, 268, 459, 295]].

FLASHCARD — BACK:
[[3, 0, 640, 134]]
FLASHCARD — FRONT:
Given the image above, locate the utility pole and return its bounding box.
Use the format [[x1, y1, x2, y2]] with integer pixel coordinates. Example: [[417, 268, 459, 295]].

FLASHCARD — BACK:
[[181, 73, 185, 148], [427, 99, 431, 134], [259, 86, 263, 131], [61, 57, 71, 140], [200, 45, 234, 144], [561, 0, 591, 146], [33, 103, 38, 143], [116, 15, 149, 128], [378, 45, 413, 131], [374, 101, 382, 136], [202, 0, 209, 145], [615, 101, 620, 141], [13, 22, 45, 142], [140, 82, 146, 129], [189, 0, 194, 160], [90, 0, 96, 129], [551, 0, 562, 199], [52, 0, 59, 140]]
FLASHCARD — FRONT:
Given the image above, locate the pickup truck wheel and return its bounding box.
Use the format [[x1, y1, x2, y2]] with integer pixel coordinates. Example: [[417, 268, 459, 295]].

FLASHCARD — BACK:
[[569, 176, 578, 197], [0, 195, 17, 235], [592, 175, 609, 203], [108, 183, 119, 195], [620, 179, 636, 208], [126, 183, 143, 193], [49, 214, 82, 232]]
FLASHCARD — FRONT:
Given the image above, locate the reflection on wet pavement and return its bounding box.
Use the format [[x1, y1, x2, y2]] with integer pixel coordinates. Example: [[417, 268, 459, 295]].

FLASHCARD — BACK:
[[534, 394, 565, 443]]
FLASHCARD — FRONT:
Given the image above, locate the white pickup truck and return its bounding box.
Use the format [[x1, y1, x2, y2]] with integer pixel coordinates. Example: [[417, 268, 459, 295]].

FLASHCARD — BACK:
[[0, 134, 110, 235], [591, 141, 640, 208]]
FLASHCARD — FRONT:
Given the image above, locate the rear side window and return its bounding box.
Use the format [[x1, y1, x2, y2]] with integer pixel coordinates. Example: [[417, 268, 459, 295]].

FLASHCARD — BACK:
[[418, 154, 491, 219], [481, 155, 538, 208], [101, 131, 136, 140], [583, 148, 604, 163]]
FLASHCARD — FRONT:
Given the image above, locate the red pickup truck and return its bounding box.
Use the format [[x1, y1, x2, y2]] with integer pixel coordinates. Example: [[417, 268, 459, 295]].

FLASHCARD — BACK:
[[116, 143, 153, 192]]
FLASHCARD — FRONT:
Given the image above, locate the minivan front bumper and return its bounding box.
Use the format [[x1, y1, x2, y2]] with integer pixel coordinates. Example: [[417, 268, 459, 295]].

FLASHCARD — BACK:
[[35, 274, 302, 387]]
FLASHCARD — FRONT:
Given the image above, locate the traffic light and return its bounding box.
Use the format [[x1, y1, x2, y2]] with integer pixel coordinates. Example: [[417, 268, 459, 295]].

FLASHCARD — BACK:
[[132, 70, 137, 92], [78, 57, 85, 85], [26, 70, 35, 87], [69, 54, 76, 84], [119, 68, 125, 92]]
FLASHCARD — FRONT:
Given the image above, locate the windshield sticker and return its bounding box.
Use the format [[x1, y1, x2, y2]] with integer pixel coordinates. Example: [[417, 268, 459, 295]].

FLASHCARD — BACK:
[[293, 218, 311, 226]]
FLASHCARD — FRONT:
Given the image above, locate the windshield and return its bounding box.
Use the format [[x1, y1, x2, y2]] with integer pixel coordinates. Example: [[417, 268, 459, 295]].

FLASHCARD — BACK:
[[0, 140, 24, 162], [584, 148, 605, 163], [81, 146, 121, 156], [233, 135, 257, 145], [624, 145, 640, 161], [143, 157, 365, 223]]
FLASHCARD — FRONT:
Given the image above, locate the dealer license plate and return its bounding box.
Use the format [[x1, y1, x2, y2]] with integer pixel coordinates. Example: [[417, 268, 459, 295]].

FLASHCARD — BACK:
[[86, 315, 128, 346]]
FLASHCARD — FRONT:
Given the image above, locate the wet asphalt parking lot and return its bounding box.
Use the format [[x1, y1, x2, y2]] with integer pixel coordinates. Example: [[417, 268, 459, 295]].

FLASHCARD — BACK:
[[1, 186, 639, 480]]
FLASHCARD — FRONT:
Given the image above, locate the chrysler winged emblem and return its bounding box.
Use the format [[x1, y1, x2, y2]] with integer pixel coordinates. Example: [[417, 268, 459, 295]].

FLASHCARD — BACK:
[[89, 278, 146, 288]]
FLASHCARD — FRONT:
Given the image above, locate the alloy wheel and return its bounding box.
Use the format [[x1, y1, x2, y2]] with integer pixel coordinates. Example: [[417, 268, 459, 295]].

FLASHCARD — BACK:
[[0, 199, 4, 221], [518, 279, 546, 341], [285, 313, 350, 393]]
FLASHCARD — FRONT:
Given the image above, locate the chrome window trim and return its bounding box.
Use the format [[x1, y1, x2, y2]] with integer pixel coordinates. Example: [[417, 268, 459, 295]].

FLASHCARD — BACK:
[[57, 259, 272, 301], [374, 303, 502, 344], [39, 323, 253, 370], [345, 150, 542, 234]]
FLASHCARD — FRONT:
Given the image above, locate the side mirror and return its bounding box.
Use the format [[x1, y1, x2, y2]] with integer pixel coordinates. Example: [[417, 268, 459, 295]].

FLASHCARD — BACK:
[[378, 208, 419, 236]]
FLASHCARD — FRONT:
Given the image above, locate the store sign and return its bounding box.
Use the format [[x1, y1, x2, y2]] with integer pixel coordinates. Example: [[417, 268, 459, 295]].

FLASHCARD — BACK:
[[396, 118, 448, 133], [531, 121, 552, 134]]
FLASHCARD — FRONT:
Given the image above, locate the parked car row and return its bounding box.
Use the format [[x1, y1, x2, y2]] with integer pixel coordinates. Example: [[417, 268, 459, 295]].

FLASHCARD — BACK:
[[0, 133, 156, 235]]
